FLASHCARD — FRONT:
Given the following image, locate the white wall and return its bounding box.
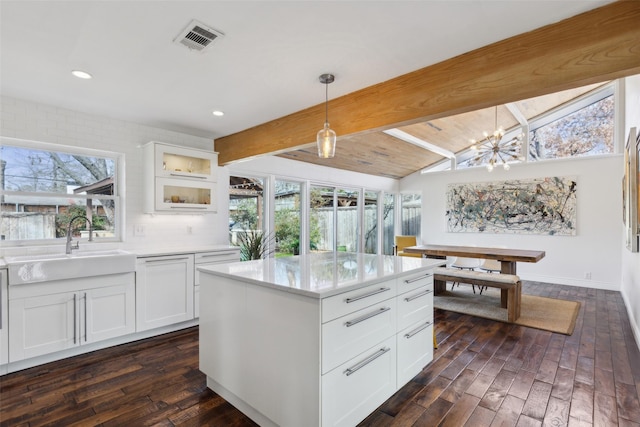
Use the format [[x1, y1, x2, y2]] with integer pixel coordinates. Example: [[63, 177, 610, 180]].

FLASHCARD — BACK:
[[0, 96, 229, 256], [401, 155, 622, 290], [621, 75, 640, 349], [226, 155, 399, 193]]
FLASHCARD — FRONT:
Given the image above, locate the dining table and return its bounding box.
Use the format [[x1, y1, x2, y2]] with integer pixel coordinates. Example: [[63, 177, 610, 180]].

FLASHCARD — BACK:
[[403, 244, 545, 274], [404, 244, 545, 299]]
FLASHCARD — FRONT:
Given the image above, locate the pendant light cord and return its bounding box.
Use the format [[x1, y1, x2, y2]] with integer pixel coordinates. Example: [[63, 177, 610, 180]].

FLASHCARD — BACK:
[[325, 83, 329, 125]]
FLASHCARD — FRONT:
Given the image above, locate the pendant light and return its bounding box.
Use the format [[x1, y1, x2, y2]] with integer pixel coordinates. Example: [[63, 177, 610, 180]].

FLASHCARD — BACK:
[[317, 73, 336, 158]]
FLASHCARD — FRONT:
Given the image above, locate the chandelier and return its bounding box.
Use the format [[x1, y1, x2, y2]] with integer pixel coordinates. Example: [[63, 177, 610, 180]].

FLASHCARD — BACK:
[[470, 106, 523, 171]]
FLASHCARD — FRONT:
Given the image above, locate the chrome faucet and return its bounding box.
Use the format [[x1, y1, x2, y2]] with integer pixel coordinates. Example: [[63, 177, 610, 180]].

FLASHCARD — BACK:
[[66, 215, 93, 254]]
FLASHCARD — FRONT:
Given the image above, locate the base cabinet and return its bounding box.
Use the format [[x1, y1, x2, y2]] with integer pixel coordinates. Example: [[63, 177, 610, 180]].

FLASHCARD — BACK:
[[8, 273, 135, 362], [200, 266, 435, 427], [322, 337, 397, 427], [136, 254, 195, 331]]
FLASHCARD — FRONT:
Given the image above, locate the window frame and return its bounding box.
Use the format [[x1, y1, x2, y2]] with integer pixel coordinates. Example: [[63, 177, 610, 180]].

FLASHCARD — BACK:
[[0, 136, 125, 246]]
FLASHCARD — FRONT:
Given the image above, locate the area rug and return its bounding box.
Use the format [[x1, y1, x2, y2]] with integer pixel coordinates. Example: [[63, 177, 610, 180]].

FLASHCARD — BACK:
[[434, 286, 580, 335]]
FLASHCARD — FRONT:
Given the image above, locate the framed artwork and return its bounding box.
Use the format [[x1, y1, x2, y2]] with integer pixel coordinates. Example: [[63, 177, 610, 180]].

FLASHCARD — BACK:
[[624, 127, 638, 252], [446, 176, 577, 235], [637, 128, 640, 244]]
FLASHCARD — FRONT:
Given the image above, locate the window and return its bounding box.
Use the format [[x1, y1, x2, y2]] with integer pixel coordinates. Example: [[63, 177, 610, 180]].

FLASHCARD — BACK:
[[0, 138, 121, 243], [363, 191, 378, 254], [228, 175, 265, 244], [382, 193, 395, 255], [309, 185, 335, 252], [401, 193, 421, 237], [529, 93, 614, 161], [274, 179, 302, 257], [422, 83, 616, 173]]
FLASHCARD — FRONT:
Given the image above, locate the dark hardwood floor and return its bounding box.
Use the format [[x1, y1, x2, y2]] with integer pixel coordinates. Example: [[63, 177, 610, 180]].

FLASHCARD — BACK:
[[1, 281, 639, 426]]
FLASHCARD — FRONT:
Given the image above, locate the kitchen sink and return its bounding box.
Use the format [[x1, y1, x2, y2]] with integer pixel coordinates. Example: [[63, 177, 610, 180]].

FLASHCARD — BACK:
[[5, 249, 136, 285]]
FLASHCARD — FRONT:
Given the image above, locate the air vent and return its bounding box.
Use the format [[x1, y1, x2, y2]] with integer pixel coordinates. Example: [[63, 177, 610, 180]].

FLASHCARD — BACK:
[[174, 20, 224, 52]]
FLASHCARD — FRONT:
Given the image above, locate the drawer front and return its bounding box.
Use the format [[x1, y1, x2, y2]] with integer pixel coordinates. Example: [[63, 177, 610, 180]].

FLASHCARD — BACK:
[[397, 284, 433, 331], [322, 280, 396, 323], [195, 251, 239, 264], [322, 299, 396, 374], [397, 321, 434, 387], [322, 336, 397, 427], [397, 270, 433, 295]]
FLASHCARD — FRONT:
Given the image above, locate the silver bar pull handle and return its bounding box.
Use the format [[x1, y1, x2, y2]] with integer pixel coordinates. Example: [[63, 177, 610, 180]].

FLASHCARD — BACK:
[[345, 307, 390, 327], [144, 256, 191, 263], [344, 347, 390, 376], [404, 321, 433, 339], [199, 253, 235, 258], [73, 294, 77, 345], [169, 173, 207, 179], [404, 289, 433, 302], [404, 273, 432, 284], [345, 287, 390, 303], [170, 206, 208, 209], [84, 292, 88, 343]]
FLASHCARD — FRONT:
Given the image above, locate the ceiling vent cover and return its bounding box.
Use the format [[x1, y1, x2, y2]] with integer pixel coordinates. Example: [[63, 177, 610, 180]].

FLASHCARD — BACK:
[[174, 20, 224, 52]]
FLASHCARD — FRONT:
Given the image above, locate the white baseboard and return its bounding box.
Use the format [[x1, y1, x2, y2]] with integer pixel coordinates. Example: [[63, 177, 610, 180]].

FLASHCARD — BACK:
[[621, 290, 640, 353], [519, 273, 619, 291]]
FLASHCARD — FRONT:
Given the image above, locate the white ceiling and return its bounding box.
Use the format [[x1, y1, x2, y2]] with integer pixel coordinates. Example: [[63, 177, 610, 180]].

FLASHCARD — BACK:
[[0, 1, 613, 140]]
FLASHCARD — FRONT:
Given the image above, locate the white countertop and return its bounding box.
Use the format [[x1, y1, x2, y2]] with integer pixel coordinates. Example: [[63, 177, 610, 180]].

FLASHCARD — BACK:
[[198, 252, 444, 298]]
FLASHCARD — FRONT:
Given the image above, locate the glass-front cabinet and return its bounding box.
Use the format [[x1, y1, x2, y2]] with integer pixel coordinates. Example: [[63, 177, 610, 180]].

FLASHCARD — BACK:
[[155, 178, 216, 212], [143, 142, 217, 213], [154, 143, 217, 181]]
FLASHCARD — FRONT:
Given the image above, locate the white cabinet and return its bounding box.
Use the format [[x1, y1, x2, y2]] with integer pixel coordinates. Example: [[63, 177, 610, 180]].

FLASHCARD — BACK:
[[8, 273, 135, 362], [396, 271, 434, 386], [194, 249, 239, 318], [199, 262, 437, 427], [1, 269, 9, 366], [322, 336, 397, 427], [143, 141, 218, 213], [136, 254, 195, 331]]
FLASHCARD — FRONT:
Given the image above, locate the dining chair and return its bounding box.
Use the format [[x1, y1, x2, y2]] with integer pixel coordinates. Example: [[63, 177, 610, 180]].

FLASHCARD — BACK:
[[479, 258, 502, 273], [394, 235, 421, 257], [450, 256, 483, 293]]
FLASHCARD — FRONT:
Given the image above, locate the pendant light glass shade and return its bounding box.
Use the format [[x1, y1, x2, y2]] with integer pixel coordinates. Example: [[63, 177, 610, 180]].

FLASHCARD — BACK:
[[317, 123, 336, 158], [316, 73, 336, 158]]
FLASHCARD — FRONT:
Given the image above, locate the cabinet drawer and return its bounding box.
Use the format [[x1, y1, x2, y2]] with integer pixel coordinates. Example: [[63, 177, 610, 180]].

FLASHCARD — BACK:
[[322, 299, 396, 374], [397, 321, 434, 387], [397, 270, 433, 295], [322, 280, 396, 323], [397, 284, 433, 331], [195, 251, 239, 264], [322, 336, 397, 427]]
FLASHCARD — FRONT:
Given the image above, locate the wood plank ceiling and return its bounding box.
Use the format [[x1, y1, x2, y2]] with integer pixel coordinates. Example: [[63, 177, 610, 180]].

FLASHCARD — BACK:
[[277, 84, 605, 178], [215, 1, 640, 179]]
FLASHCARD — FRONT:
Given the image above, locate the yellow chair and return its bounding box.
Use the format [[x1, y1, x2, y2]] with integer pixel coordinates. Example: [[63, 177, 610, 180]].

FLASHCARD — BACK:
[[394, 235, 421, 257]]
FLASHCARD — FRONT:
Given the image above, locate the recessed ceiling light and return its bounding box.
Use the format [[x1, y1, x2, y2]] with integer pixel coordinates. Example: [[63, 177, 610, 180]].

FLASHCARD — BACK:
[[212, 110, 224, 117], [71, 70, 93, 79]]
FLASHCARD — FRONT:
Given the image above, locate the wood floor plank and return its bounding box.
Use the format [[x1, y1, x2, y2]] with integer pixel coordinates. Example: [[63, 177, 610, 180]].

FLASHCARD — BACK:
[[1, 282, 639, 427], [521, 380, 553, 420], [543, 396, 570, 427]]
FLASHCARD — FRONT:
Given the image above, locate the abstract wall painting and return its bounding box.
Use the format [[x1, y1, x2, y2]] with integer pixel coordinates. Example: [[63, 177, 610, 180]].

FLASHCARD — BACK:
[[446, 176, 577, 235]]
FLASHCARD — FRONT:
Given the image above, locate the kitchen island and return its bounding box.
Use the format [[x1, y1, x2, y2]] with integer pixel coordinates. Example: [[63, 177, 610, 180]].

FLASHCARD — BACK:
[[198, 252, 443, 427]]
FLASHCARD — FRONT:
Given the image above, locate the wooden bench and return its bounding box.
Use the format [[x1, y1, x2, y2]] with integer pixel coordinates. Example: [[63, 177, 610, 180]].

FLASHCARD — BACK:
[[433, 267, 522, 321]]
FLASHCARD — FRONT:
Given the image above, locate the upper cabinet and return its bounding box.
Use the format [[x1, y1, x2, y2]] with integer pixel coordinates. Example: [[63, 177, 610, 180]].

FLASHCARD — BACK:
[[143, 142, 218, 214]]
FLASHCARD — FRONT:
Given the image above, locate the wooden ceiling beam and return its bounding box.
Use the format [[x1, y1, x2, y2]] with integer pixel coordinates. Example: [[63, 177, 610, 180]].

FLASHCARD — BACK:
[[215, 1, 640, 165]]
